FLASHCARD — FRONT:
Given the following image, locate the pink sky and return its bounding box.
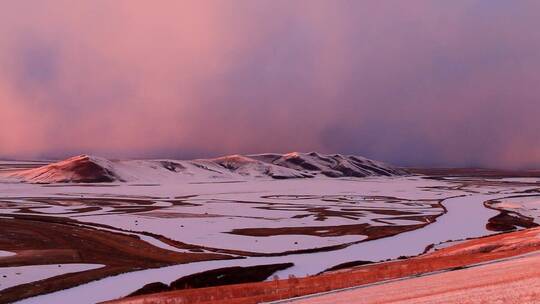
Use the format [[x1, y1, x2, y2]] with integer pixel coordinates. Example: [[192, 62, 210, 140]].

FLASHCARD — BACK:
[[0, 1, 539, 168]]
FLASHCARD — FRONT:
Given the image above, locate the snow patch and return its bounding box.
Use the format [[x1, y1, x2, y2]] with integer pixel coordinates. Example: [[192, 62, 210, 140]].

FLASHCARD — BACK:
[[0, 250, 15, 257]]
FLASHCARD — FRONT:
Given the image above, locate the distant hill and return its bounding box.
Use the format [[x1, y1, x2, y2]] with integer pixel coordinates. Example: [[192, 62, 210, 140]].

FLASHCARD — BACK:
[[6, 152, 408, 184]]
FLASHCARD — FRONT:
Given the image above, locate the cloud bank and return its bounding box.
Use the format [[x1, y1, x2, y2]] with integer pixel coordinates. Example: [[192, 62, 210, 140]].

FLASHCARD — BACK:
[[1, 1, 539, 168]]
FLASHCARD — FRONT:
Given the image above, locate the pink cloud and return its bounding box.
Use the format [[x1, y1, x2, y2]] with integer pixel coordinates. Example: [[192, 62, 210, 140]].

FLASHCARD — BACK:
[[0, 1, 539, 168]]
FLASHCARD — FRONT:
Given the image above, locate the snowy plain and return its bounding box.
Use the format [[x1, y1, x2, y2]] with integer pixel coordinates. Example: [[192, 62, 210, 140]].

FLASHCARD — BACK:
[[0, 157, 538, 304]]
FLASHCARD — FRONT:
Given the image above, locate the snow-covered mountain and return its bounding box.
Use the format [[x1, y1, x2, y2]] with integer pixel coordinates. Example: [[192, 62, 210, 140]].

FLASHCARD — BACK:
[[7, 155, 121, 183], [250, 152, 407, 177], [6, 152, 408, 184]]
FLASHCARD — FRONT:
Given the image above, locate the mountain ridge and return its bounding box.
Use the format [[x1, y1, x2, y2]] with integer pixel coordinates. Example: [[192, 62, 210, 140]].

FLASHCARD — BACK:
[[5, 152, 408, 184]]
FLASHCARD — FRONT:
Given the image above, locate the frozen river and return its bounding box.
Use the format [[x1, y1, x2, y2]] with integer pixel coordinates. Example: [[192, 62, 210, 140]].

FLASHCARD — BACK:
[[16, 192, 503, 304]]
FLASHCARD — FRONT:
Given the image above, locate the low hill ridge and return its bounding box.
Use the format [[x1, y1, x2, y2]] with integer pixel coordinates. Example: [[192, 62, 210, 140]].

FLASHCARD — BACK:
[[7, 152, 407, 183]]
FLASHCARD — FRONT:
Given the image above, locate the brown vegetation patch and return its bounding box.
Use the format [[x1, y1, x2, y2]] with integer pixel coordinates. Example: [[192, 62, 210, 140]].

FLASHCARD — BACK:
[[128, 263, 293, 298], [320, 260, 373, 273], [486, 212, 538, 231], [228, 222, 429, 238]]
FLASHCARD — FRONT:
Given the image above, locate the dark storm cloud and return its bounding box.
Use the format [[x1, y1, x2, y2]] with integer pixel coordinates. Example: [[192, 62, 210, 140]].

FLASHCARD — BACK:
[[0, 1, 539, 168]]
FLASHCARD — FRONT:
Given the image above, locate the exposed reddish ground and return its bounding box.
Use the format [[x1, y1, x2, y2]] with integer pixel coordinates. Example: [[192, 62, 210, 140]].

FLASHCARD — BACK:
[[290, 252, 540, 304], [105, 227, 540, 304]]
